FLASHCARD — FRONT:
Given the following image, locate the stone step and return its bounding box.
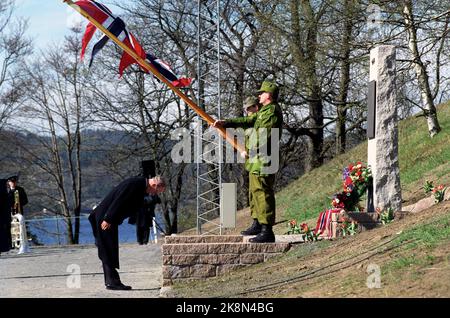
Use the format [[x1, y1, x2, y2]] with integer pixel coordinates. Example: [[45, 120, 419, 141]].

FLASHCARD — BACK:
[[165, 234, 306, 244], [161, 236, 293, 286], [243, 234, 305, 243], [162, 242, 291, 255], [164, 235, 244, 244], [342, 212, 380, 230]]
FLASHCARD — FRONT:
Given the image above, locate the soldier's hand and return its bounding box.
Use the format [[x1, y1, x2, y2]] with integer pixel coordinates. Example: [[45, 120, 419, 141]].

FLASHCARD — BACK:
[[101, 221, 111, 230], [212, 120, 225, 128], [240, 150, 248, 159]]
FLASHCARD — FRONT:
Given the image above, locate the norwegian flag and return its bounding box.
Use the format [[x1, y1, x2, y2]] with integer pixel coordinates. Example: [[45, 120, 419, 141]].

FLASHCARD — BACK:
[[76, 0, 146, 75], [146, 53, 192, 88], [75, 0, 192, 86], [314, 208, 341, 238]]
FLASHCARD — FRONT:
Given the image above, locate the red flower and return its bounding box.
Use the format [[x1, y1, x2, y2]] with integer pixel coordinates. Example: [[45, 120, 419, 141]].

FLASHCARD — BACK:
[[345, 177, 353, 186]]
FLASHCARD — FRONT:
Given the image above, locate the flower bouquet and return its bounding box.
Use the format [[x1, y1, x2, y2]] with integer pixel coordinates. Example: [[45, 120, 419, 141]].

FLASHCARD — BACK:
[[424, 180, 446, 203], [331, 162, 372, 212], [286, 219, 301, 234], [300, 223, 320, 242]]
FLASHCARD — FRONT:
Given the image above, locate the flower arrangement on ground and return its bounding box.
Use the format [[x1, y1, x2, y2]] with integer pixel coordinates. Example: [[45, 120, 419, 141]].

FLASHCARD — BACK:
[[286, 219, 319, 242], [376, 207, 395, 224], [424, 180, 446, 203], [286, 219, 301, 234], [332, 161, 372, 212], [339, 215, 358, 237]]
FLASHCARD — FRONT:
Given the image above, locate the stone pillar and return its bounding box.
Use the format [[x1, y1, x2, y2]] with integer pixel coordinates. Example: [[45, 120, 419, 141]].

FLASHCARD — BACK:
[[367, 45, 402, 212]]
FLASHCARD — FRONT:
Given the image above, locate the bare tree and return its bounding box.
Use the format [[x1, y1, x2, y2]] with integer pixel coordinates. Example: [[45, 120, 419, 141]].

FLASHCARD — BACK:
[[0, 1, 32, 131], [401, 0, 447, 137], [16, 31, 87, 244]]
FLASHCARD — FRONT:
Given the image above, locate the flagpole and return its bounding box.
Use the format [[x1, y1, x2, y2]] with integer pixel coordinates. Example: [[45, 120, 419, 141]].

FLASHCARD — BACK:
[[63, 0, 246, 155]]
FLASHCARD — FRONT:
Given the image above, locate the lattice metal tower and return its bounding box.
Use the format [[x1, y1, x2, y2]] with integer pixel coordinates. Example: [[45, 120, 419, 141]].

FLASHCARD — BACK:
[[196, 0, 222, 235]]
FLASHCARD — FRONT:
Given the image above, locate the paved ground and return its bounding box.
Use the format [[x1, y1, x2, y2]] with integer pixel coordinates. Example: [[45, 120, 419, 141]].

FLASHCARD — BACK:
[[0, 243, 162, 298]]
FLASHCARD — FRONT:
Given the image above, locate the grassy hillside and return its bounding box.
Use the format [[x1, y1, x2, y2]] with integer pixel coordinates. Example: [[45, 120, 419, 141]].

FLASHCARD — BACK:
[[173, 102, 450, 297], [173, 201, 449, 297], [277, 102, 450, 227]]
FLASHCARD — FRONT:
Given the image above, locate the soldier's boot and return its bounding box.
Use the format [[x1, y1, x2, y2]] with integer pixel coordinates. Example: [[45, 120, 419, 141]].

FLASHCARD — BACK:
[[249, 224, 275, 243], [240, 219, 262, 236]]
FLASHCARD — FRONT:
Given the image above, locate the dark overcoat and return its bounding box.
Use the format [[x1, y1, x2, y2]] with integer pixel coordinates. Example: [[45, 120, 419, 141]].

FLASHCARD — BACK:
[[88, 177, 147, 268], [129, 194, 161, 228], [0, 179, 12, 253], [7, 186, 28, 214]]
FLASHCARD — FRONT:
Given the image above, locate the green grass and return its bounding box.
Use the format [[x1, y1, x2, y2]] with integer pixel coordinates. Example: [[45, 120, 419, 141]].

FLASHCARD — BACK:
[[284, 239, 331, 260], [394, 211, 450, 249], [382, 210, 450, 273], [277, 102, 450, 224], [388, 255, 420, 270]]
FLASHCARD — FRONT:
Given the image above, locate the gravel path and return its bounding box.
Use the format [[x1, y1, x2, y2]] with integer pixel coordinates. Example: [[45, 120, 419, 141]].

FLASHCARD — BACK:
[[0, 243, 162, 298]]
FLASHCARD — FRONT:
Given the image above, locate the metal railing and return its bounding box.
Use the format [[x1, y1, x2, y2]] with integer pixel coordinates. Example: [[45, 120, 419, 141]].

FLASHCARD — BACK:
[[11, 215, 161, 248]]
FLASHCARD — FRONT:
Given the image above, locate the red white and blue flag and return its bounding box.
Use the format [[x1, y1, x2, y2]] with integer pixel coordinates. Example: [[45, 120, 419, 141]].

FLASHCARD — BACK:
[[75, 0, 191, 87], [314, 208, 340, 238], [146, 53, 192, 88]]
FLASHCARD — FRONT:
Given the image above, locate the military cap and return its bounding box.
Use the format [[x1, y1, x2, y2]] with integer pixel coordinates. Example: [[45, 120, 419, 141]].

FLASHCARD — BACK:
[[243, 96, 259, 109], [257, 81, 279, 94]]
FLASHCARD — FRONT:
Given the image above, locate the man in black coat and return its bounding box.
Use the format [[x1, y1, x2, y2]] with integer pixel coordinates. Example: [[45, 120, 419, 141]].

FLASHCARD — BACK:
[[6, 176, 28, 215], [0, 179, 12, 255], [89, 176, 166, 290], [130, 194, 161, 245]]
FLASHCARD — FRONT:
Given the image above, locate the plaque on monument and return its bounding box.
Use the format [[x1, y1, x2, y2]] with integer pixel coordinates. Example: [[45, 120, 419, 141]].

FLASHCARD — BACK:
[[367, 80, 376, 139]]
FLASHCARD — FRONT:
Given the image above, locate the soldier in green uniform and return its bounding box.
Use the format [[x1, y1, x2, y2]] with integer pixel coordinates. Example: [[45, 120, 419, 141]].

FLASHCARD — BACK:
[[213, 81, 283, 243], [243, 96, 259, 116]]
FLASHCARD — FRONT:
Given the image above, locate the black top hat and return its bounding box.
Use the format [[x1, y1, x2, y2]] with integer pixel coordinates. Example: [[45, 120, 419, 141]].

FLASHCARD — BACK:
[[7, 176, 18, 182], [141, 160, 156, 178]]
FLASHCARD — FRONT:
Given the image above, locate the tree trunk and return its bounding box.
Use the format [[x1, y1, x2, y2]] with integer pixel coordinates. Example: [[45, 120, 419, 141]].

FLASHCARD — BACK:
[[336, 0, 353, 155], [403, 1, 441, 137], [170, 164, 185, 234], [292, 0, 323, 171], [307, 96, 324, 171]]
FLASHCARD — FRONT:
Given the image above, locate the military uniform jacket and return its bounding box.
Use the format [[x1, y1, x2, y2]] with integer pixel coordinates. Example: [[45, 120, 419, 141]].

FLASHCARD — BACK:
[[225, 102, 283, 175]]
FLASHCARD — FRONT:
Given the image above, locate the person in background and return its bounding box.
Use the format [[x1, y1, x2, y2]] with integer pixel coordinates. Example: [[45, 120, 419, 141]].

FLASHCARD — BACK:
[[130, 194, 161, 245], [89, 175, 166, 290], [213, 81, 283, 243], [6, 176, 28, 215], [0, 179, 11, 255], [241, 96, 262, 236]]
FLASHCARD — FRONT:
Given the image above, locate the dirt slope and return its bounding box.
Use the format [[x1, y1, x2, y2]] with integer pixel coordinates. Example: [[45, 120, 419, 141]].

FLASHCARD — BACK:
[[172, 201, 450, 298]]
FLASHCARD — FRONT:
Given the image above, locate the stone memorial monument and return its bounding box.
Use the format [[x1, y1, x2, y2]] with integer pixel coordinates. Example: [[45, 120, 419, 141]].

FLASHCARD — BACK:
[[367, 45, 402, 213]]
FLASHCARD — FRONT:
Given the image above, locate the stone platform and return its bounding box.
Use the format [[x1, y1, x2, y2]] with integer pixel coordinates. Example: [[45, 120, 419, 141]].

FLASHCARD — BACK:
[[162, 235, 293, 286]]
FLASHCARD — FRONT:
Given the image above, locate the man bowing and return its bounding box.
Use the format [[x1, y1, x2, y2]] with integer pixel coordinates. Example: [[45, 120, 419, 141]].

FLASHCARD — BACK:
[[89, 175, 166, 290]]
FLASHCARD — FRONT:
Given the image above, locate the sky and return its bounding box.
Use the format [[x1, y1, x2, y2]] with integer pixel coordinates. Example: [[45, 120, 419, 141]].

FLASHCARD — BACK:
[[14, 0, 123, 51], [15, 0, 75, 50]]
